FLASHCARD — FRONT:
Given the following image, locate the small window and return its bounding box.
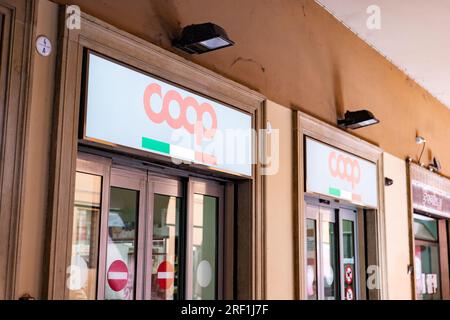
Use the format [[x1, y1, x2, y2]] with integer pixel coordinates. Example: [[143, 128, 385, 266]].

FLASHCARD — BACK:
[[414, 214, 438, 242]]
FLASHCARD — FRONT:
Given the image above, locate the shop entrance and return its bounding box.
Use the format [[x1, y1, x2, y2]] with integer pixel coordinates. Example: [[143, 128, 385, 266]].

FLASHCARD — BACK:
[[68, 152, 224, 300], [305, 198, 359, 300], [413, 213, 449, 300]]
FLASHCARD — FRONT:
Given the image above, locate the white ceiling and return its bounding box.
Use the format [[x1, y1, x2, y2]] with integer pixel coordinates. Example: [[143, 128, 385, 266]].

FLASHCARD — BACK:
[[316, 0, 450, 108]]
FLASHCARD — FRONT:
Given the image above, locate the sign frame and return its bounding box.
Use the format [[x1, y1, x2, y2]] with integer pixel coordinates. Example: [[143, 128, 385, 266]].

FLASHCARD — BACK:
[[304, 136, 379, 208], [80, 50, 255, 179]]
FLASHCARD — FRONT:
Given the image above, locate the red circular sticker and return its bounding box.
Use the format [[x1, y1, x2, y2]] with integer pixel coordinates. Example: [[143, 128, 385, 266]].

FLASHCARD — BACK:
[[345, 286, 354, 300], [107, 260, 128, 292], [157, 261, 175, 290], [344, 265, 353, 285]]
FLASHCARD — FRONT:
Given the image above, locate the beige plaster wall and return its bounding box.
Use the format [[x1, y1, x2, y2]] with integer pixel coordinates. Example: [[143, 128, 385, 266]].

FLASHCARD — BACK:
[[264, 100, 295, 299], [383, 153, 413, 300]]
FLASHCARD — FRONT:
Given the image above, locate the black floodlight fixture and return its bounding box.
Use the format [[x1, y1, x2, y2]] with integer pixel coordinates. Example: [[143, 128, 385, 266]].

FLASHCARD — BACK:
[[172, 23, 235, 54], [338, 110, 379, 129]]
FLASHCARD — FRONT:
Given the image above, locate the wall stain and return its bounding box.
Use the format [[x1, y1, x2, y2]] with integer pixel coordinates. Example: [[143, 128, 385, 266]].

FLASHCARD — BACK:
[[230, 57, 266, 73]]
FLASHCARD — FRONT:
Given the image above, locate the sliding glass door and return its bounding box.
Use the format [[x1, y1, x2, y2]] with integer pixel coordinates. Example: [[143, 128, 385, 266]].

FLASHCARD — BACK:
[[146, 176, 183, 300], [68, 153, 225, 300], [187, 179, 224, 300], [305, 202, 358, 300]]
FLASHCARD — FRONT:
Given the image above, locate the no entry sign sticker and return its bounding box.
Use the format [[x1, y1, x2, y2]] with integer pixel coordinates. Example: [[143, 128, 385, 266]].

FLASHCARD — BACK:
[[157, 261, 174, 290], [107, 260, 128, 292], [345, 265, 353, 285]]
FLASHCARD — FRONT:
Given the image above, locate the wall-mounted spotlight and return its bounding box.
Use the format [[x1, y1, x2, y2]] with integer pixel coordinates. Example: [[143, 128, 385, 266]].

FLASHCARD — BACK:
[[415, 136, 426, 145], [172, 23, 234, 54], [338, 110, 379, 129]]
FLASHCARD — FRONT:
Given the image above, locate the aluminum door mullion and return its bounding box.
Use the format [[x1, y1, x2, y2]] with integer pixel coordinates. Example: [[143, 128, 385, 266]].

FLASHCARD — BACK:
[[318, 206, 325, 300], [143, 177, 154, 300], [338, 215, 345, 300]]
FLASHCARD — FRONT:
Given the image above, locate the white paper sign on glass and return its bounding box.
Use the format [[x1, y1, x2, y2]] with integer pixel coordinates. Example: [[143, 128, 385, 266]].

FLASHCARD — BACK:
[[305, 137, 378, 208], [84, 53, 253, 176]]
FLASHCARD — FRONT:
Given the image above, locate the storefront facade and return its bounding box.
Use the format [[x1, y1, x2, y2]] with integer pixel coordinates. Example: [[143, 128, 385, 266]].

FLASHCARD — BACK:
[[408, 163, 450, 300], [3, 0, 450, 300], [294, 112, 387, 300], [44, 10, 266, 300]]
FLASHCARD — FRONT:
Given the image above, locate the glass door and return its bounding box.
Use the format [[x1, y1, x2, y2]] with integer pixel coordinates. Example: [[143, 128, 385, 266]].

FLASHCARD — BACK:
[[100, 167, 146, 300], [305, 203, 338, 300], [69, 153, 226, 300], [187, 178, 224, 300], [305, 201, 358, 300], [68, 154, 110, 300], [305, 204, 319, 300], [413, 214, 442, 300], [320, 207, 338, 300], [339, 208, 358, 300], [145, 175, 183, 300]]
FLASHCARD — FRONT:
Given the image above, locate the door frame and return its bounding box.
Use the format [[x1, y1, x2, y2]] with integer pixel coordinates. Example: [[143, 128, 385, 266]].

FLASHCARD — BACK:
[[0, 0, 35, 299]]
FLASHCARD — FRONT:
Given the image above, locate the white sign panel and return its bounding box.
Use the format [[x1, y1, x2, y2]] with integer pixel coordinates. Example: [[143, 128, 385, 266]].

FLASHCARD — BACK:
[[85, 53, 253, 176], [305, 137, 378, 207]]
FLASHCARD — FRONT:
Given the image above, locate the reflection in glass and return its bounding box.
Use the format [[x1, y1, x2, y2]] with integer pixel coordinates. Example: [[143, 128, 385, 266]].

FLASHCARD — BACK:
[[151, 194, 181, 300], [415, 244, 441, 300], [322, 221, 337, 300], [68, 172, 102, 300], [105, 187, 138, 300], [192, 194, 217, 300], [342, 220, 356, 300], [306, 219, 318, 300], [414, 215, 441, 300], [414, 214, 438, 241]]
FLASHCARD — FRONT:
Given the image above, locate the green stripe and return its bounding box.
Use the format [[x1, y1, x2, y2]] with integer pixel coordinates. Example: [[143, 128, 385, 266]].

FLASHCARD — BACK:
[[142, 137, 170, 154], [329, 187, 341, 197]]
